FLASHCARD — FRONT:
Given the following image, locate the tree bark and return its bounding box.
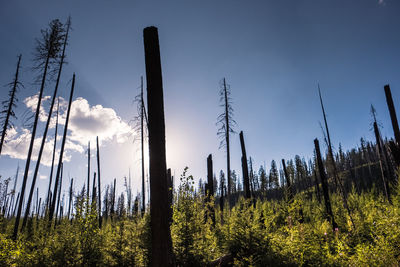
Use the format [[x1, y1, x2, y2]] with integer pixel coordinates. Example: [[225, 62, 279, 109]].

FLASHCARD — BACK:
[[314, 138, 337, 230], [143, 26, 174, 267], [48, 74, 75, 225], [239, 131, 251, 199]]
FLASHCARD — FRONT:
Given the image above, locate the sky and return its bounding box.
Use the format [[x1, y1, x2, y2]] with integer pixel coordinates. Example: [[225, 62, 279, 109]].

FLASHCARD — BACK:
[[0, 0, 399, 205]]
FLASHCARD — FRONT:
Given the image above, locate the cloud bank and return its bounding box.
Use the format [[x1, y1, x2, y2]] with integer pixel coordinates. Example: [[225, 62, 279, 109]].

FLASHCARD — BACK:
[[2, 95, 134, 166]]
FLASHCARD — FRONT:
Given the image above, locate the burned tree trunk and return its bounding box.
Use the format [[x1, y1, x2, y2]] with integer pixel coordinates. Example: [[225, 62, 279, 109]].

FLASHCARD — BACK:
[[67, 178, 73, 220], [143, 26, 174, 267], [48, 74, 75, 225], [0, 55, 22, 155], [88, 141, 90, 199], [141, 76, 146, 213], [206, 154, 215, 224], [239, 131, 251, 199], [373, 122, 391, 203], [97, 136, 102, 228], [384, 84, 400, 145], [314, 138, 337, 231]]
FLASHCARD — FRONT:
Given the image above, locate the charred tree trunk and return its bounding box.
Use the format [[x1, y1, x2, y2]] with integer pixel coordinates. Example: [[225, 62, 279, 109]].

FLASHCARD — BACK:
[[143, 26, 174, 267], [96, 136, 102, 228], [141, 76, 146, 213], [54, 163, 63, 224], [23, 20, 71, 230], [46, 99, 59, 211], [92, 172, 97, 205], [48, 74, 75, 225], [314, 139, 337, 231], [0, 55, 21, 155], [206, 154, 215, 224], [384, 84, 400, 145], [223, 78, 232, 203], [67, 178, 73, 220], [88, 141, 90, 199], [239, 131, 251, 199], [373, 122, 391, 203], [13, 53, 50, 240]]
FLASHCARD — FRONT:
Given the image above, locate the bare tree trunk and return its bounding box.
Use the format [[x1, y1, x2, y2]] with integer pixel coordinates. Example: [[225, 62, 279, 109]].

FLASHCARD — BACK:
[[92, 172, 97, 205], [206, 154, 215, 224], [373, 122, 391, 203], [143, 26, 174, 267], [239, 131, 251, 199], [141, 76, 146, 213], [23, 20, 70, 230], [48, 74, 75, 225], [88, 141, 90, 200], [96, 136, 102, 228], [314, 139, 337, 231], [55, 163, 63, 225], [223, 78, 231, 203], [67, 178, 73, 220], [13, 53, 50, 240], [0, 55, 21, 155], [46, 99, 59, 211], [384, 84, 400, 145]]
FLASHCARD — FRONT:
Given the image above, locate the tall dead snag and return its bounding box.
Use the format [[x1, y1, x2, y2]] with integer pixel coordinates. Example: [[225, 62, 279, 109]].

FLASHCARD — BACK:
[[239, 131, 251, 199], [92, 173, 97, 205], [13, 20, 65, 239], [373, 122, 391, 203], [206, 154, 215, 224], [314, 139, 337, 231], [384, 84, 400, 145], [48, 73, 75, 225], [141, 76, 146, 213], [384, 84, 400, 166], [67, 178, 73, 220], [0, 55, 22, 155], [87, 141, 91, 199], [281, 159, 293, 201], [217, 78, 236, 205], [143, 26, 174, 267], [23, 17, 71, 230], [96, 136, 102, 228], [46, 98, 59, 211], [318, 85, 354, 229]]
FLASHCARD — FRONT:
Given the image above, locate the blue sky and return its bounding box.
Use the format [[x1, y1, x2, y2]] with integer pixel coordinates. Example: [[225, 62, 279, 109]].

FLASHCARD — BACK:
[[0, 0, 399, 203]]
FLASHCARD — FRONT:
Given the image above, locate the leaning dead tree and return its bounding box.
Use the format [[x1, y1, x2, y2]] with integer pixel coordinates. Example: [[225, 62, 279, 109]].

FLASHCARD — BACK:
[[0, 55, 22, 156], [48, 73, 75, 225], [318, 85, 354, 229], [23, 17, 71, 230], [314, 138, 337, 231], [13, 19, 65, 240], [239, 131, 251, 199], [217, 78, 236, 204], [143, 26, 174, 267], [281, 159, 293, 201]]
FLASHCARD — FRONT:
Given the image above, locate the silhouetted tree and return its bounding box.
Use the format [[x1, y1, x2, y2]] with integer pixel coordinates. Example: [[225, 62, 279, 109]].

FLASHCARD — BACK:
[[23, 17, 71, 230], [48, 73, 75, 225], [13, 19, 65, 240], [143, 26, 174, 266], [0, 55, 22, 155], [269, 160, 279, 188], [217, 78, 236, 203], [239, 131, 251, 199]]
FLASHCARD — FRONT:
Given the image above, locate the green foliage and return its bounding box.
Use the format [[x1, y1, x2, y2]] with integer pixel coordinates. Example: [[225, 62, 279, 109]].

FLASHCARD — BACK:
[[0, 169, 399, 266]]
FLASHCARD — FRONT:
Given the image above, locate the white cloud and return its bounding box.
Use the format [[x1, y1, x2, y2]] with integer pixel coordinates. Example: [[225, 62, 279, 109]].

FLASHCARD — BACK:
[[39, 175, 47, 179], [68, 97, 134, 145], [378, 0, 385, 5], [1, 95, 134, 167]]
